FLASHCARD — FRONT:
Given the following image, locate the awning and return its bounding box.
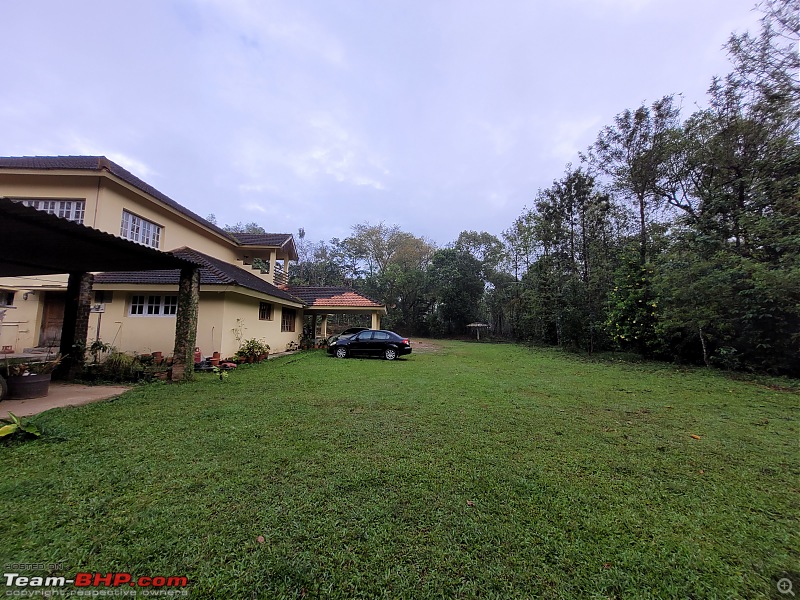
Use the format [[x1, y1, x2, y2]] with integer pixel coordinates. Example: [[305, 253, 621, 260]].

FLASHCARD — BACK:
[[0, 200, 198, 276]]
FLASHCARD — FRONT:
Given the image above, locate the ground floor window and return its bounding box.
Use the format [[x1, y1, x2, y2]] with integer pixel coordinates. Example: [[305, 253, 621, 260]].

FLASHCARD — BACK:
[[259, 302, 273, 321], [281, 308, 296, 332], [129, 294, 178, 316]]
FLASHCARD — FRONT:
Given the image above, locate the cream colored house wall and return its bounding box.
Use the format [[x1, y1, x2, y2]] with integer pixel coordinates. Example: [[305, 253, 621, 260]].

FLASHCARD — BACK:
[[0, 173, 293, 282], [219, 293, 302, 358], [90, 286, 303, 359], [0, 173, 240, 263], [0, 293, 42, 353], [0, 170, 302, 358]]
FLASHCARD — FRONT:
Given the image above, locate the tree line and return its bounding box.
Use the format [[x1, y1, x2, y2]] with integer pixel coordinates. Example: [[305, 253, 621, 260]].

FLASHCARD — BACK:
[[252, 1, 800, 375]]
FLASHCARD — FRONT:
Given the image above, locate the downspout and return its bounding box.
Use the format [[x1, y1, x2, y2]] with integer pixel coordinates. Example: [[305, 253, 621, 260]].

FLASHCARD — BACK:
[[92, 176, 102, 227]]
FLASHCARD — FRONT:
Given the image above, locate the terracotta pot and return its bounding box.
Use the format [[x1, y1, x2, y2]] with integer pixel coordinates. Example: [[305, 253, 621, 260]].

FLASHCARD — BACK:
[[210, 358, 220, 366]]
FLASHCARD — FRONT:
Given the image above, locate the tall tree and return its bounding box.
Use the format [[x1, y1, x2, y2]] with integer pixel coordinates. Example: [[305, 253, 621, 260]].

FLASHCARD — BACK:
[[586, 95, 681, 265], [341, 221, 436, 333], [426, 249, 485, 335]]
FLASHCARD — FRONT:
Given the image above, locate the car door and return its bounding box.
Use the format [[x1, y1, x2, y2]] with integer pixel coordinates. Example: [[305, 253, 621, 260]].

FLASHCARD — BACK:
[[371, 331, 391, 356], [349, 330, 373, 356]]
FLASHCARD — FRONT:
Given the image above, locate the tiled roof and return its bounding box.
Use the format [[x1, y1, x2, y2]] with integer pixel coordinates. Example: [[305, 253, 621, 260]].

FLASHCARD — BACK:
[[0, 156, 297, 257], [287, 286, 384, 308], [233, 233, 293, 247], [94, 247, 303, 305]]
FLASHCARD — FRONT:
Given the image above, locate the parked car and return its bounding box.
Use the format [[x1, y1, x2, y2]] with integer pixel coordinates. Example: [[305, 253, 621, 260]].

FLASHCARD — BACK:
[[325, 326, 369, 345], [327, 329, 412, 360]]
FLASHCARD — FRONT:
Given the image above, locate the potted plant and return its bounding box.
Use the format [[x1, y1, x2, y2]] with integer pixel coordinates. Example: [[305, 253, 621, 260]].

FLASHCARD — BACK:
[[2, 354, 62, 399], [234, 338, 270, 363]]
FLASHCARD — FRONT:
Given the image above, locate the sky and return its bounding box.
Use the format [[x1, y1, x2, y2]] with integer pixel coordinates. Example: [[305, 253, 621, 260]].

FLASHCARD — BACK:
[[1, 0, 764, 247]]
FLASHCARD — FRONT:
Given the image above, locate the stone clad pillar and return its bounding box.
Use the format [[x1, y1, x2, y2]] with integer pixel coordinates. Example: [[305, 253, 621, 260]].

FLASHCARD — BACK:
[[58, 272, 93, 380], [171, 267, 200, 381]]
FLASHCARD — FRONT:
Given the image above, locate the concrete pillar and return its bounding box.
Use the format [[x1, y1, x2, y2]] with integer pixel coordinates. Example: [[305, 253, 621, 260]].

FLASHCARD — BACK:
[[171, 267, 200, 381], [371, 311, 380, 330], [320, 314, 328, 338], [57, 272, 93, 380]]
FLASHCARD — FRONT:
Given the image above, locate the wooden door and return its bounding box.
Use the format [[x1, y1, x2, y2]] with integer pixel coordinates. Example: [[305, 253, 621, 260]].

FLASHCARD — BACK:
[[39, 292, 65, 347]]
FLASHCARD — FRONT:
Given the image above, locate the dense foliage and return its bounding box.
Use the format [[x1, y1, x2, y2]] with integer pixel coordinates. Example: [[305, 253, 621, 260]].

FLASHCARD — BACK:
[[286, 1, 797, 375]]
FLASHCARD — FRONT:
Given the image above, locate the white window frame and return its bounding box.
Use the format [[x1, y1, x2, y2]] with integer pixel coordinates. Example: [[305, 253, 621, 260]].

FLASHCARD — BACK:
[[120, 210, 162, 249], [129, 294, 178, 317], [16, 198, 86, 224]]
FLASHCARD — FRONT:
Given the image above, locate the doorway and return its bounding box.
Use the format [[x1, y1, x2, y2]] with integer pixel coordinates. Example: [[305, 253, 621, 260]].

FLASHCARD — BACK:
[[39, 292, 65, 347]]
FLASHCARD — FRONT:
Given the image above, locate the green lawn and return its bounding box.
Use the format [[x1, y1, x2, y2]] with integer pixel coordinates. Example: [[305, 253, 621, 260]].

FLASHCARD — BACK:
[[2, 341, 798, 599]]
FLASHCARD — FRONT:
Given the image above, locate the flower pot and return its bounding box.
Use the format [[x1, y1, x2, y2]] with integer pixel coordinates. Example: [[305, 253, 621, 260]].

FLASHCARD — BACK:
[[210, 357, 220, 366], [6, 373, 51, 399]]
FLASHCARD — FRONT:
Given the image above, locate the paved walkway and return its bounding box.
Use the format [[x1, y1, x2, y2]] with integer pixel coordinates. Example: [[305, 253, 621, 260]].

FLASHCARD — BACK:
[[1, 383, 131, 418]]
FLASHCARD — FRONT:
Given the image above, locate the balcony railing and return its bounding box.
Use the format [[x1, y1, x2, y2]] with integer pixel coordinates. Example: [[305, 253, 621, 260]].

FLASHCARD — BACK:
[[273, 271, 288, 286]]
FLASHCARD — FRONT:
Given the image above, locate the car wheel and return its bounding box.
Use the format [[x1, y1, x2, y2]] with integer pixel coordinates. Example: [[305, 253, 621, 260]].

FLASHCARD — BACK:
[[335, 347, 348, 359], [384, 348, 397, 361]]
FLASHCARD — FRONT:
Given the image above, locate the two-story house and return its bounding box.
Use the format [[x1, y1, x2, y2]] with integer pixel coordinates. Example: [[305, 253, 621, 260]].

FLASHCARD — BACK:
[[0, 156, 385, 364]]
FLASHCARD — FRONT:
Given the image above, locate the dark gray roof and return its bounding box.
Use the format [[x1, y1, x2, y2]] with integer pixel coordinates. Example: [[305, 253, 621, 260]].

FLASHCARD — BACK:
[[0, 156, 296, 257], [233, 233, 293, 246], [94, 247, 303, 305]]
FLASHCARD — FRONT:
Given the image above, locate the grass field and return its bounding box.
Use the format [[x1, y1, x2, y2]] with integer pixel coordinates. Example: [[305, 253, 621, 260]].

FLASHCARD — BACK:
[[1, 341, 798, 598]]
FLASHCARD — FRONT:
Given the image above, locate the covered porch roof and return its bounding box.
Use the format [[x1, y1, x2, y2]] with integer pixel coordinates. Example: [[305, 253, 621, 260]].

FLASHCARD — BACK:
[[0, 200, 198, 276], [287, 286, 387, 315], [0, 200, 202, 380]]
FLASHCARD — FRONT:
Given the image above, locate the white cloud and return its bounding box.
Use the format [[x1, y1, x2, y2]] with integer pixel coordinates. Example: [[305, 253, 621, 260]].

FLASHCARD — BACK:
[[242, 202, 269, 214], [195, 0, 346, 67], [548, 116, 603, 162]]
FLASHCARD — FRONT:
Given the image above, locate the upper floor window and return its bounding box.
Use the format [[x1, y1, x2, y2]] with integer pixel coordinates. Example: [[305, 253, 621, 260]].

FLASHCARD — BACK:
[[18, 199, 85, 224], [0, 291, 15, 307], [121, 210, 162, 249]]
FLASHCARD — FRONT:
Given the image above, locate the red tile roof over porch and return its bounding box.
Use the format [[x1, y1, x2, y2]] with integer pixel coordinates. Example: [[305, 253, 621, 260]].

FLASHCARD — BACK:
[[287, 287, 383, 308]]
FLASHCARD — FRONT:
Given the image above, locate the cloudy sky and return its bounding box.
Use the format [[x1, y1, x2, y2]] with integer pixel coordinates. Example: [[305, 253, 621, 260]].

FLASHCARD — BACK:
[[2, 0, 762, 246]]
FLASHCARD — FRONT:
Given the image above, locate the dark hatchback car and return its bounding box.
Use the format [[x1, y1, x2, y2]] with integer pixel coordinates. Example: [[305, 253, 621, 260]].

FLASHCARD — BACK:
[[327, 329, 412, 360]]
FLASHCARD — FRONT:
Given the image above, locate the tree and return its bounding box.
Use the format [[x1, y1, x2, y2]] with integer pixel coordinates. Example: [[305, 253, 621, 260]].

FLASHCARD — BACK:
[[223, 221, 267, 234], [339, 222, 436, 334], [503, 168, 622, 350], [586, 96, 681, 265], [426, 249, 484, 335]]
